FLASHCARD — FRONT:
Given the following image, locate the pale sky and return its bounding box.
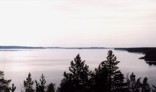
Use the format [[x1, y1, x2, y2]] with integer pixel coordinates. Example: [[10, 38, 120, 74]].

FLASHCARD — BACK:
[[0, 0, 156, 47]]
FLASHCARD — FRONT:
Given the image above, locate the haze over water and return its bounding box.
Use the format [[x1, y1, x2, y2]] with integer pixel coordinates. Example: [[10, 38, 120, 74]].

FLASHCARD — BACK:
[[0, 49, 156, 92]]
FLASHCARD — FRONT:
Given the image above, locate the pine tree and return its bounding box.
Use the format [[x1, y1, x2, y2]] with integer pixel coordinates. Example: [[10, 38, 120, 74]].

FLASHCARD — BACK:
[[24, 73, 34, 92], [92, 59, 109, 92], [128, 73, 137, 92], [113, 70, 125, 92], [35, 74, 46, 92], [126, 73, 151, 92], [59, 54, 91, 92], [93, 50, 125, 92], [46, 83, 55, 92], [0, 71, 12, 92], [10, 84, 16, 92], [142, 77, 150, 92]]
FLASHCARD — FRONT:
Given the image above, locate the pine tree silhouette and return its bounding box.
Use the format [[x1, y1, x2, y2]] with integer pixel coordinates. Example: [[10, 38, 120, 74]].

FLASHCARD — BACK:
[[35, 74, 46, 92], [24, 73, 34, 92], [10, 84, 16, 92], [126, 73, 151, 92], [142, 77, 150, 92], [92, 50, 125, 92], [46, 83, 55, 92], [0, 71, 12, 92], [59, 54, 92, 92]]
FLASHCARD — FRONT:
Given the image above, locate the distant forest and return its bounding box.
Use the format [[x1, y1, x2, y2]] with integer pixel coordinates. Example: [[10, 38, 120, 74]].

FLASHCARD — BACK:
[[1, 50, 156, 92]]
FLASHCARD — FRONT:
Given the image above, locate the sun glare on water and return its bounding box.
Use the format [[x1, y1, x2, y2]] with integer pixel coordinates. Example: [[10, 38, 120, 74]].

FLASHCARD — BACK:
[[8, 62, 31, 72], [0, 50, 33, 72]]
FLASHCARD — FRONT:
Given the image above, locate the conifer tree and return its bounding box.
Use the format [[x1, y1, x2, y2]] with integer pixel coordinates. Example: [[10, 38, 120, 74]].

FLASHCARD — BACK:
[[46, 83, 55, 92], [59, 54, 91, 92], [0, 71, 12, 92], [24, 73, 34, 92], [126, 73, 150, 92], [10, 84, 16, 92], [35, 74, 46, 92], [142, 77, 150, 92], [93, 50, 125, 92]]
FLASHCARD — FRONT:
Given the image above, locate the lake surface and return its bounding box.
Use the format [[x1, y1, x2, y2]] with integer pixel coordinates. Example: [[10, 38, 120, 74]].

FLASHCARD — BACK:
[[0, 49, 156, 92]]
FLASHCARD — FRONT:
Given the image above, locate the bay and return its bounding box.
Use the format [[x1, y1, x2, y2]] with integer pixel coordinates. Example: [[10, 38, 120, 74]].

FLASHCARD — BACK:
[[0, 49, 156, 92]]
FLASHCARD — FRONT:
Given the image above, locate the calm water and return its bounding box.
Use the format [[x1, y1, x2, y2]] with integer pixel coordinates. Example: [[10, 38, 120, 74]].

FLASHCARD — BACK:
[[0, 49, 156, 91]]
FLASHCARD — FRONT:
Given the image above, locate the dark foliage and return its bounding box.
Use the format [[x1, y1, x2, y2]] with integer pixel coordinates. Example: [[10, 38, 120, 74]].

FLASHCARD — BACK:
[[142, 77, 150, 92], [126, 72, 151, 92], [59, 54, 92, 92], [0, 71, 16, 92], [10, 84, 16, 92], [91, 50, 125, 92], [35, 74, 46, 92], [152, 85, 156, 92], [23, 73, 55, 92], [24, 73, 34, 92], [46, 83, 55, 92]]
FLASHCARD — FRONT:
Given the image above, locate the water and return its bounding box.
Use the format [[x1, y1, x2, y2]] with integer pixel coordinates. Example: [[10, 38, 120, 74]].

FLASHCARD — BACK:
[[0, 49, 156, 91]]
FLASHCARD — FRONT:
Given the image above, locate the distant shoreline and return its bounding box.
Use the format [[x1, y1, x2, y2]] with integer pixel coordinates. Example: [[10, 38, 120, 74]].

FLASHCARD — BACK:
[[0, 46, 108, 49], [0, 46, 155, 50], [114, 47, 156, 64], [0, 46, 156, 62]]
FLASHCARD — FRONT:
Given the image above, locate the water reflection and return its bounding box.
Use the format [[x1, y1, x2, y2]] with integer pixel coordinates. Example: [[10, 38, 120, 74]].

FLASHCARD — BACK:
[[8, 62, 30, 72]]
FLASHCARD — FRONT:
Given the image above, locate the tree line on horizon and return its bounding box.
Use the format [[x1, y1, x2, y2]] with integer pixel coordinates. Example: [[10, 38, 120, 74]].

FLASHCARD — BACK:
[[0, 50, 156, 92]]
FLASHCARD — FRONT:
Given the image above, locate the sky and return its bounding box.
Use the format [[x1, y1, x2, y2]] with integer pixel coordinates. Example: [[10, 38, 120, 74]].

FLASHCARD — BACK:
[[0, 0, 156, 47]]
